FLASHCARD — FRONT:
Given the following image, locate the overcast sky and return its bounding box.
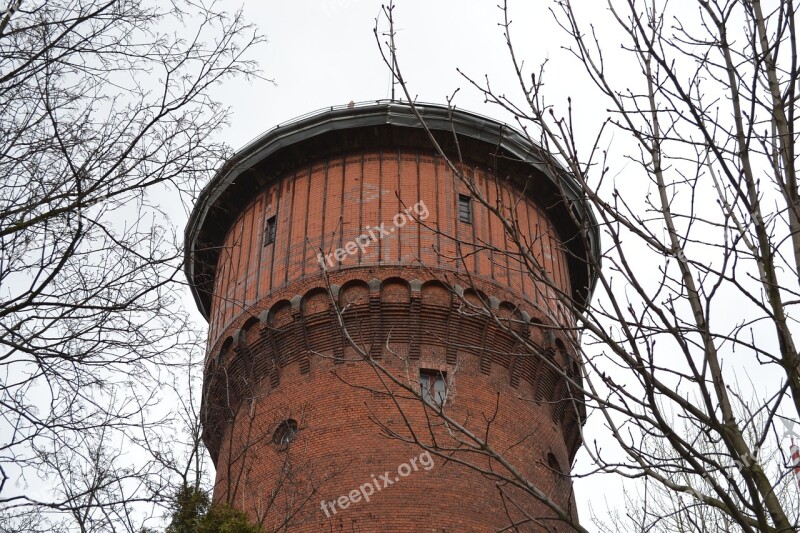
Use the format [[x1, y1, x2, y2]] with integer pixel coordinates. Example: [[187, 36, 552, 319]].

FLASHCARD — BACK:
[[218, 1, 612, 147], [200, 0, 625, 524]]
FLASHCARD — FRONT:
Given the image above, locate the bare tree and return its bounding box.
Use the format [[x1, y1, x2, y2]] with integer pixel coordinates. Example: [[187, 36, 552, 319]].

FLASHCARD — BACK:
[[313, 1, 800, 531], [0, 0, 265, 530]]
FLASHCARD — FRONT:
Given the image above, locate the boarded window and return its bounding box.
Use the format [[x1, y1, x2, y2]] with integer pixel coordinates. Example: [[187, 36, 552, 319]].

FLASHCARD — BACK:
[[420, 369, 447, 405], [264, 215, 277, 245], [458, 194, 472, 223]]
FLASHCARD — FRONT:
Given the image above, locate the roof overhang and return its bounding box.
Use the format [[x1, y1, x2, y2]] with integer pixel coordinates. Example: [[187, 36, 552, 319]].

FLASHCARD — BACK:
[[185, 100, 601, 320]]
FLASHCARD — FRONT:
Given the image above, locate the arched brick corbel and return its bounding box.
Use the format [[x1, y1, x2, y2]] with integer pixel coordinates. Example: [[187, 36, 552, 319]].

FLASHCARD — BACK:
[[326, 284, 345, 364], [509, 310, 530, 389], [446, 285, 464, 366], [480, 296, 502, 374], [368, 278, 382, 359], [259, 309, 281, 388], [408, 279, 423, 360], [290, 294, 311, 374], [232, 327, 255, 386]]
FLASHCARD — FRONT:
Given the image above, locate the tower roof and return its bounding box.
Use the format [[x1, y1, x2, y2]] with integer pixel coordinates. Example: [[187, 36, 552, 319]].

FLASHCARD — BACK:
[[185, 100, 600, 320]]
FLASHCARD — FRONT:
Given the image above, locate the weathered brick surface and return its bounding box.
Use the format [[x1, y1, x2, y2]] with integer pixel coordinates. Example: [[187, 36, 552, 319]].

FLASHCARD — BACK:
[[200, 149, 583, 531], [207, 151, 573, 344]]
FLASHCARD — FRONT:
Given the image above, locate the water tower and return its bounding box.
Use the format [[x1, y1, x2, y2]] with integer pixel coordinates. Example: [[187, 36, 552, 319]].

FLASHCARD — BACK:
[[185, 101, 598, 531]]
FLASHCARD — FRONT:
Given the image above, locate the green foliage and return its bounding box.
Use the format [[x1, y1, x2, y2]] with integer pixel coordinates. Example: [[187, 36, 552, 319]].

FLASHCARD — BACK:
[[166, 485, 260, 533], [196, 505, 262, 533], [166, 484, 210, 533]]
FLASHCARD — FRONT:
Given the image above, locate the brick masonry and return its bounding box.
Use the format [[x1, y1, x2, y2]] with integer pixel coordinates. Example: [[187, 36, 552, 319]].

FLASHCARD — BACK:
[[200, 148, 584, 531]]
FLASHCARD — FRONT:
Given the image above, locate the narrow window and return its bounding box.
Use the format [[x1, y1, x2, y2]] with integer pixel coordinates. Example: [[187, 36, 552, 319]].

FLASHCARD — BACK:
[[264, 215, 277, 246], [458, 194, 472, 223], [420, 369, 447, 405]]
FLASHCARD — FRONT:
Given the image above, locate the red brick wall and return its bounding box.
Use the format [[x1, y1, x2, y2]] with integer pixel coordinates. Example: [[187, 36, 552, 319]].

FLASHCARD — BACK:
[[207, 151, 572, 345], [202, 149, 581, 531]]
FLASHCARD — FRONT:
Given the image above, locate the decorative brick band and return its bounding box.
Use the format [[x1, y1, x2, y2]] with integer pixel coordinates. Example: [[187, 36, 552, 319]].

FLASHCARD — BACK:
[[201, 273, 583, 463]]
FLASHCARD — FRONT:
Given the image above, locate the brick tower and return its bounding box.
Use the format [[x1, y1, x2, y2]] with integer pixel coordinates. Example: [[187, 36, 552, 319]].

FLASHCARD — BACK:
[[185, 101, 599, 531]]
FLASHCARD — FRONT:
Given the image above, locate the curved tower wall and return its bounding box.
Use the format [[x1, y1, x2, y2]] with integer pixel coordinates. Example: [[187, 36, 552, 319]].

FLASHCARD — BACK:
[[208, 149, 573, 342], [186, 102, 597, 531]]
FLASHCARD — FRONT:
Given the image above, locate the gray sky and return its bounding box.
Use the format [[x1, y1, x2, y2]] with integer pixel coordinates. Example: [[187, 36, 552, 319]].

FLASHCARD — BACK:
[[219, 1, 610, 149]]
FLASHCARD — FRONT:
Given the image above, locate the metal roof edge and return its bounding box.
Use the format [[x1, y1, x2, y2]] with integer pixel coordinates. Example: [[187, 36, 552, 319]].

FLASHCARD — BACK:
[[185, 100, 600, 320]]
